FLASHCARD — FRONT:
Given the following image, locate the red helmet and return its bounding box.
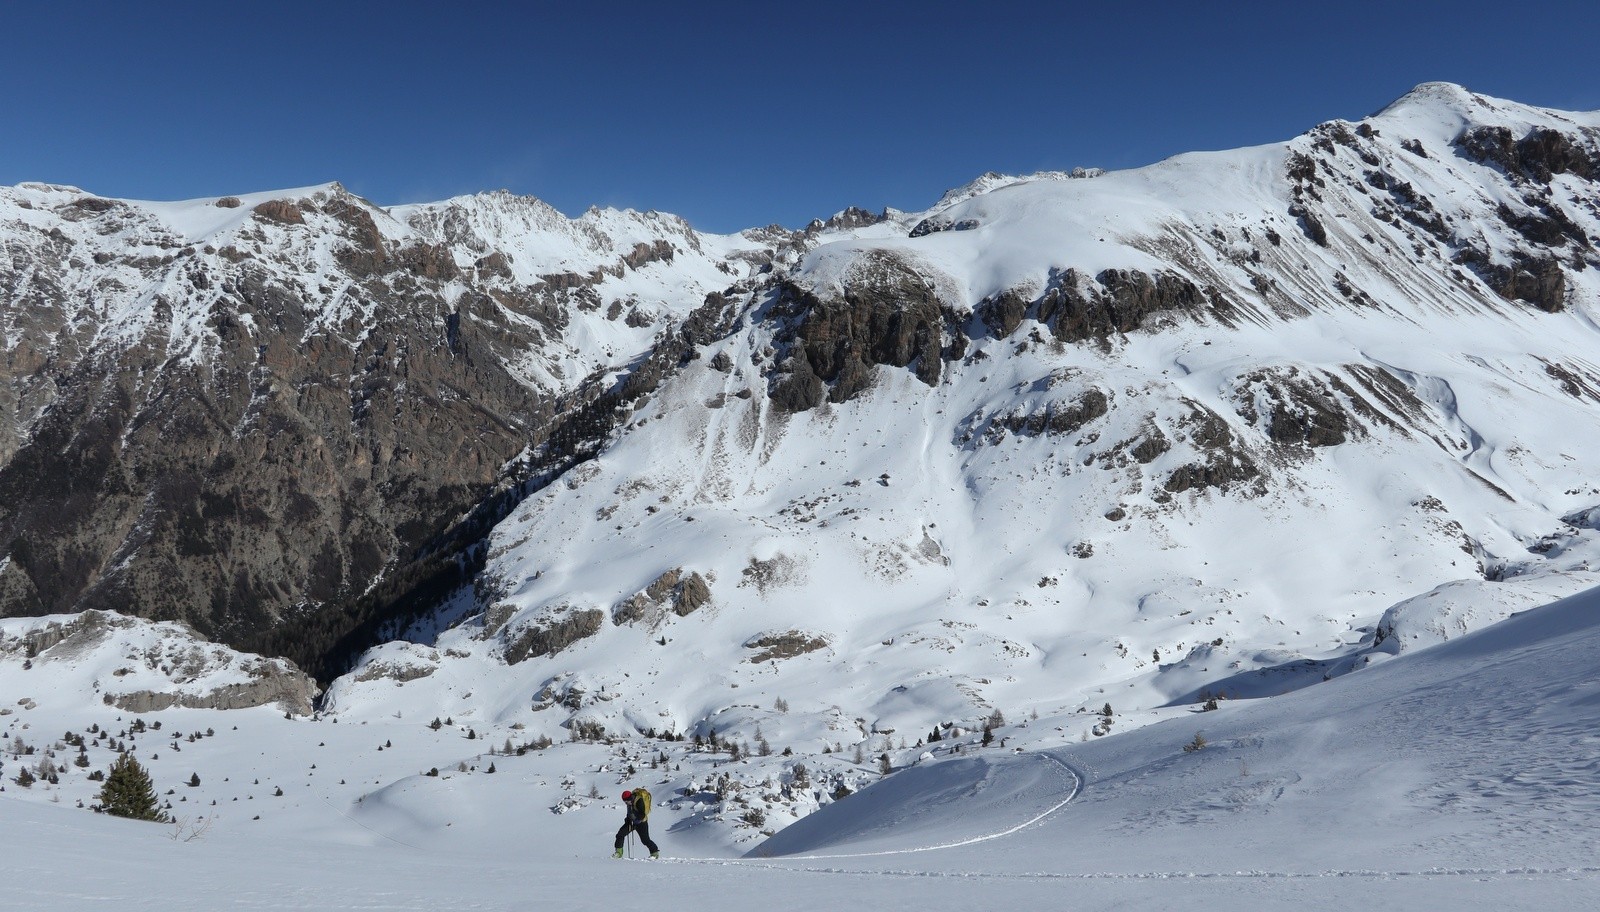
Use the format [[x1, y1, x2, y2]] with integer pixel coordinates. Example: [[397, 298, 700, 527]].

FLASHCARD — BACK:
[[621, 790, 633, 800]]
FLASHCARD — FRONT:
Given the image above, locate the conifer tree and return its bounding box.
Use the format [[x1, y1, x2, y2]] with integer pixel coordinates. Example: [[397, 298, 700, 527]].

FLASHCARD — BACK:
[[99, 753, 167, 822]]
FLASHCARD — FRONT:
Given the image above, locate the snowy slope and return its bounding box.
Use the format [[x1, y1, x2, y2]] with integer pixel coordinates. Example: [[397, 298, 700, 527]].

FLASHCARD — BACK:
[[5, 582, 1598, 910], [760, 582, 1600, 877]]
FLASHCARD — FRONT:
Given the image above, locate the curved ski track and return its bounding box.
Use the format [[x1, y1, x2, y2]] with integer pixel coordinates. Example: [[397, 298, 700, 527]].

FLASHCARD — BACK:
[[661, 754, 1600, 883]]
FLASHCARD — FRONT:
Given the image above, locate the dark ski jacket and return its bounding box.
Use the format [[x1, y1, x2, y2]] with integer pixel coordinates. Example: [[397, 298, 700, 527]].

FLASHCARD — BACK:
[[625, 788, 652, 823]]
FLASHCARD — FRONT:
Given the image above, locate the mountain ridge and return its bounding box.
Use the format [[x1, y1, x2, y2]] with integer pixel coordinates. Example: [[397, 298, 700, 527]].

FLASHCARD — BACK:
[[2, 83, 1598, 702]]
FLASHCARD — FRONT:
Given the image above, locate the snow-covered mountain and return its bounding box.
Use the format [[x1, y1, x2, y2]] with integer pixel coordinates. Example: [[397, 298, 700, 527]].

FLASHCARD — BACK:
[[312, 83, 1600, 744], [0, 180, 784, 672], [4, 81, 1600, 906], [2, 80, 1598, 722]]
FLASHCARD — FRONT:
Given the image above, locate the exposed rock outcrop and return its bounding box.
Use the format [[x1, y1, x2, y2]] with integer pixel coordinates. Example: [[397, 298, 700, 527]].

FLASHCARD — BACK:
[[982, 388, 1111, 444], [252, 198, 305, 225], [744, 630, 830, 662], [611, 568, 711, 625], [352, 651, 441, 683], [1232, 367, 1354, 448], [976, 289, 1030, 337], [1035, 268, 1239, 344], [909, 215, 980, 237], [504, 609, 604, 664], [2, 610, 318, 714], [1486, 254, 1568, 313], [106, 660, 318, 714], [1455, 125, 1600, 184], [1163, 402, 1261, 495], [768, 255, 952, 410]]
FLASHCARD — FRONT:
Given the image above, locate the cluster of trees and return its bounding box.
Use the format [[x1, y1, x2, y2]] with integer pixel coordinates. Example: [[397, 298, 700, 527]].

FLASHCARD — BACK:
[[927, 708, 1012, 747], [11, 727, 184, 822], [4, 717, 246, 825]]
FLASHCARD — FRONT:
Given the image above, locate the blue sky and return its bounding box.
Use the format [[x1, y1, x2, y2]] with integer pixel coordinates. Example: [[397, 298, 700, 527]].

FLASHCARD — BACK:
[[3, 1, 1595, 233]]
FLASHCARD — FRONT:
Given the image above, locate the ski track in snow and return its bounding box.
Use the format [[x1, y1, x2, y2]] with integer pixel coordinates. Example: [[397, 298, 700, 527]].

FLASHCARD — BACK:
[[667, 754, 1084, 864], [663, 755, 1598, 884]]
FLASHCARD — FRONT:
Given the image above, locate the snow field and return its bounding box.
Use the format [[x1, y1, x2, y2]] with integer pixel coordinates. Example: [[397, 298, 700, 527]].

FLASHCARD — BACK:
[[7, 583, 1600, 909]]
